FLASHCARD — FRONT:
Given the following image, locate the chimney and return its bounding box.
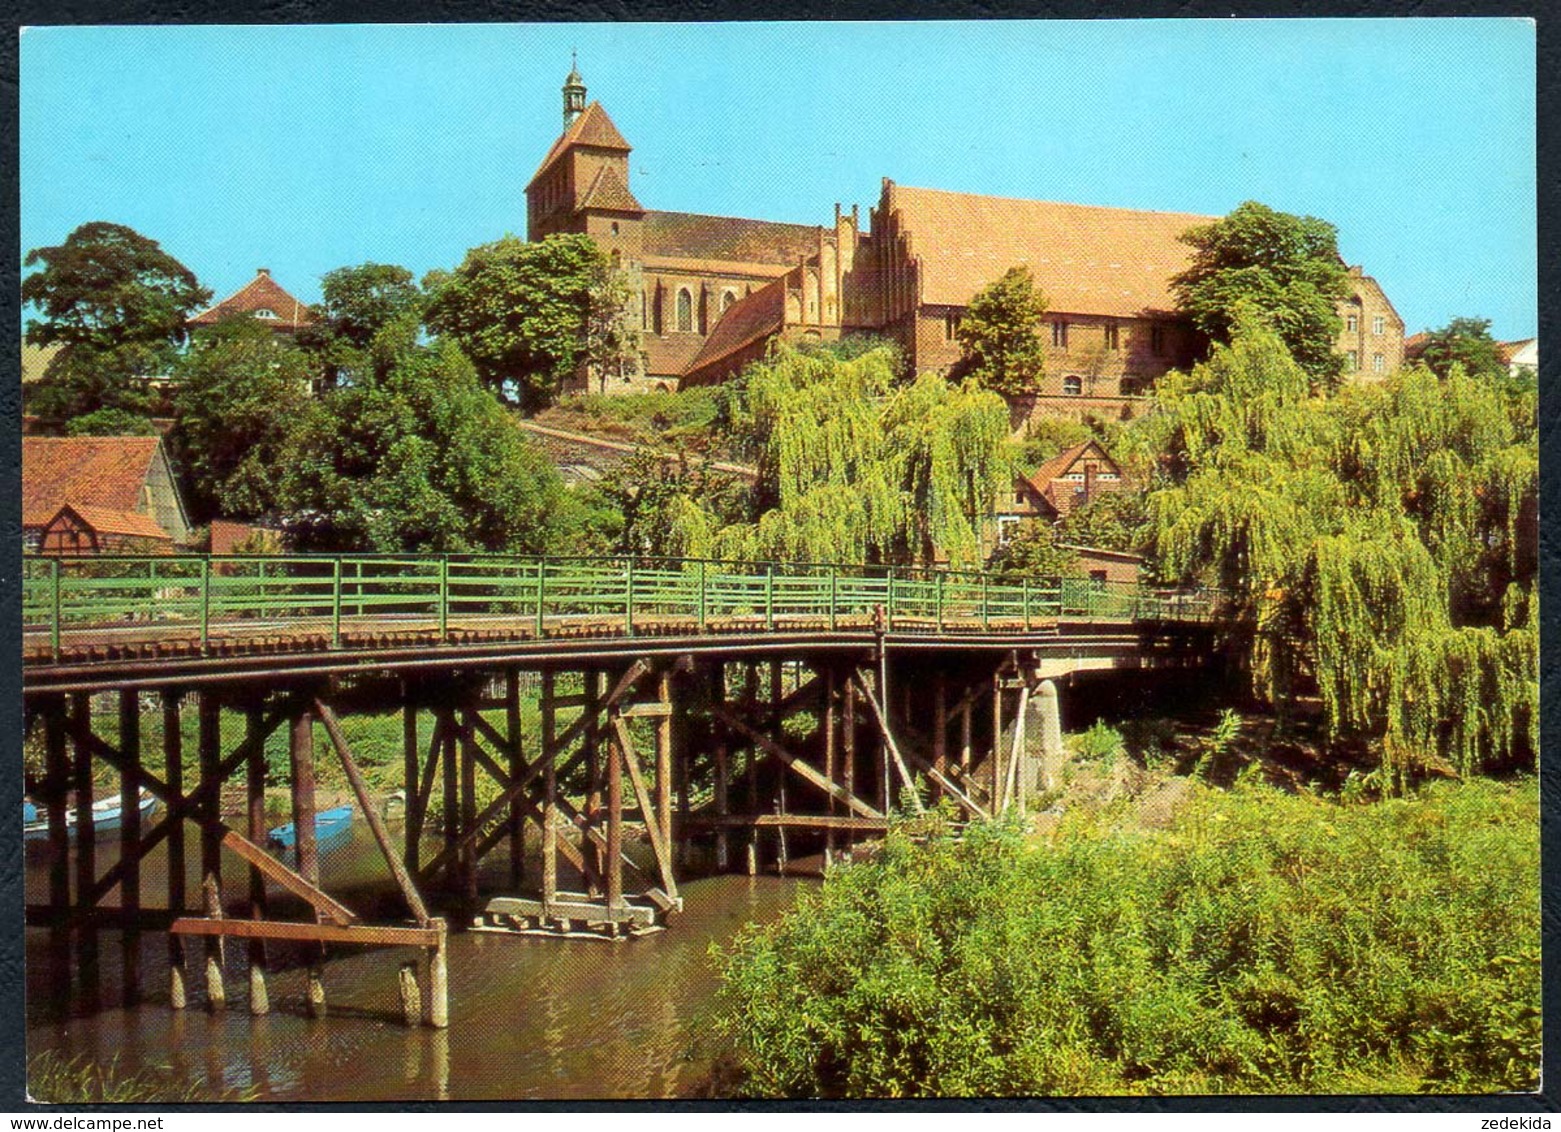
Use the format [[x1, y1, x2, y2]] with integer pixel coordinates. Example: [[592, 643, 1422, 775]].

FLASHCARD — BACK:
[[257, 267, 271, 276]]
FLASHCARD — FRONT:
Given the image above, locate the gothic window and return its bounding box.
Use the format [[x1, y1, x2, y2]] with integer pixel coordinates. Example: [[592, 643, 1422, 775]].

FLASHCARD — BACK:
[[1052, 320, 1069, 349], [1102, 321, 1119, 350], [722, 290, 736, 314], [1062, 376, 1083, 396], [677, 288, 693, 332]]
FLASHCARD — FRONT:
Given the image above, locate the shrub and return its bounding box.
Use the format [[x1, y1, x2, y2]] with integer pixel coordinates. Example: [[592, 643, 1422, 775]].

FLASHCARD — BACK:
[[712, 778, 1539, 1097]]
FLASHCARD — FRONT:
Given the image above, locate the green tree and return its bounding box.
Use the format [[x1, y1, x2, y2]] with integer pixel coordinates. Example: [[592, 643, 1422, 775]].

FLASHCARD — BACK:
[[169, 318, 315, 521], [278, 320, 573, 553], [297, 263, 425, 388], [423, 233, 636, 411], [1056, 490, 1149, 556], [1146, 311, 1536, 781], [1416, 316, 1509, 382], [63, 407, 159, 437], [952, 266, 1048, 395], [987, 520, 1076, 579], [1172, 201, 1351, 386], [23, 221, 210, 352], [26, 341, 173, 430]]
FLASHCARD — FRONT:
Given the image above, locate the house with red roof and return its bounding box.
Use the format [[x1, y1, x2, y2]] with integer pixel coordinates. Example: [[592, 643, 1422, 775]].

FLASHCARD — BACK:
[[22, 435, 192, 552], [188, 267, 314, 336], [997, 440, 1125, 543]]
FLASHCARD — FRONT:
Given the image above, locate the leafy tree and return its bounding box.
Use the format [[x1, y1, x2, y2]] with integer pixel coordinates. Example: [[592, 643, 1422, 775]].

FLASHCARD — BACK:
[[26, 341, 173, 430], [1056, 489, 1149, 557], [169, 318, 315, 521], [1146, 311, 1536, 781], [1416, 316, 1509, 382], [278, 319, 573, 553], [63, 407, 159, 437], [423, 233, 637, 411], [987, 520, 1077, 579], [23, 221, 210, 352], [952, 266, 1048, 395], [1172, 201, 1351, 386], [297, 263, 424, 388]]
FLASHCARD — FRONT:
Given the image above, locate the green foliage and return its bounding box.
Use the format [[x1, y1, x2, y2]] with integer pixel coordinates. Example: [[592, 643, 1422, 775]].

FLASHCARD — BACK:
[[169, 318, 314, 522], [703, 346, 1011, 565], [952, 265, 1048, 395], [29, 1050, 258, 1103], [423, 233, 636, 410], [63, 407, 158, 436], [1057, 489, 1148, 556], [23, 221, 210, 352], [1146, 316, 1537, 778], [987, 519, 1076, 579], [567, 387, 720, 446], [1172, 202, 1351, 386], [714, 779, 1539, 1097], [1415, 316, 1508, 382], [297, 262, 425, 387], [25, 340, 173, 431], [1070, 720, 1125, 764], [598, 450, 749, 558], [278, 321, 572, 553]]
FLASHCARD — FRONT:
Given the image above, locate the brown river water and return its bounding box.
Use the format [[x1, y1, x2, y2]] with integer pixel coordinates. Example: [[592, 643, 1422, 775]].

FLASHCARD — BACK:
[[24, 821, 811, 1101]]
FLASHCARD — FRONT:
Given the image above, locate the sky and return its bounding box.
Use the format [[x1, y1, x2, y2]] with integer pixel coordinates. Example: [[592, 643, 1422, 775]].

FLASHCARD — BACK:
[[19, 20, 1537, 340]]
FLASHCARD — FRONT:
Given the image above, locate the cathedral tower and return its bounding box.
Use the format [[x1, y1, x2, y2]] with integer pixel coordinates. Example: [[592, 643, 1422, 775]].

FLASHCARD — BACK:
[[562, 54, 586, 128]]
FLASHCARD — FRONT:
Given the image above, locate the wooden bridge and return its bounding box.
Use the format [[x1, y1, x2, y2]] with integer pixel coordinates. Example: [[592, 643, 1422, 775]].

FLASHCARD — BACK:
[[20, 553, 1223, 1030]]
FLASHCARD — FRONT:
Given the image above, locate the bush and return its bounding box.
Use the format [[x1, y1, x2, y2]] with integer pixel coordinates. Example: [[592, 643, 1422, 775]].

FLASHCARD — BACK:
[[712, 778, 1539, 1097]]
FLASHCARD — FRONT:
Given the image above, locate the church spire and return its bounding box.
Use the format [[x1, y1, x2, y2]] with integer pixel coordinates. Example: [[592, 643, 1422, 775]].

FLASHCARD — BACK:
[[562, 53, 586, 128]]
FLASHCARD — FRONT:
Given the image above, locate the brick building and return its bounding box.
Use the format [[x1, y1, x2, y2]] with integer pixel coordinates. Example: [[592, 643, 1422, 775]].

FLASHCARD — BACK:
[[528, 66, 1404, 415], [22, 435, 192, 551]]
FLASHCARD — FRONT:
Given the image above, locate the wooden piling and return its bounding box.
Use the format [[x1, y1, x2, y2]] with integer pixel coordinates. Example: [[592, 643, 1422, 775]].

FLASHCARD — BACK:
[[960, 693, 973, 771], [583, 669, 602, 897], [398, 962, 421, 1028], [245, 705, 269, 1015], [605, 704, 624, 928], [402, 683, 419, 875], [655, 670, 672, 875], [203, 875, 226, 1012], [933, 674, 948, 797], [541, 671, 558, 921], [823, 668, 838, 858], [842, 678, 857, 825], [290, 707, 325, 1018], [991, 670, 1004, 810], [712, 664, 730, 870], [459, 708, 478, 911], [441, 708, 458, 867], [120, 689, 142, 1006], [506, 669, 523, 890], [427, 918, 449, 1029], [70, 692, 99, 1010], [163, 691, 187, 1009], [43, 698, 70, 1003]]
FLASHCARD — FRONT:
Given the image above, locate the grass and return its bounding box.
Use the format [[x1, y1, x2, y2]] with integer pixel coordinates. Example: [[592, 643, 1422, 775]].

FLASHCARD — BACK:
[[28, 1050, 258, 1103], [711, 775, 1540, 1097]]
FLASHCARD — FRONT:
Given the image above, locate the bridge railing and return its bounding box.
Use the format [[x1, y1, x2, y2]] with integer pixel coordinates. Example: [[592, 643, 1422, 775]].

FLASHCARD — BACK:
[[22, 553, 1216, 662]]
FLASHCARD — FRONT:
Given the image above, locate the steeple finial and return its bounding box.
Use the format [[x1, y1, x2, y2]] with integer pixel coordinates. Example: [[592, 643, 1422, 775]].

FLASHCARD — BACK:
[[562, 54, 586, 128]]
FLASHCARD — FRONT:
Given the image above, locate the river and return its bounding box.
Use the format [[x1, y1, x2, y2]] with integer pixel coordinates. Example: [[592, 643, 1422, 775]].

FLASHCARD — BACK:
[[24, 821, 811, 1100]]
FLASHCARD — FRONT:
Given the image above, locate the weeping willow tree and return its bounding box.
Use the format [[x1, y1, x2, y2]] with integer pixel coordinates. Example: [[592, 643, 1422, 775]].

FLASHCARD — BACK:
[[1147, 310, 1536, 781], [658, 343, 1011, 567]]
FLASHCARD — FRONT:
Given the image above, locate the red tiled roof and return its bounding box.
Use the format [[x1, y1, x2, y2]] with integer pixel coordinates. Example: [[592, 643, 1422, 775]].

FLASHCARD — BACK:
[[884, 183, 1214, 317], [578, 164, 644, 214], [644, 333, 708, 377], [190, 270, 313, 328], [528, 102, 632, 187], [1403, 331, 1431, 360], [684, 278, 788, 379], [208, 518, 281, 554], [22, 436, 162, 527], [1025, 441, 1119, 494], [48, 503, 171, 542], [643, 211, 821, 267]]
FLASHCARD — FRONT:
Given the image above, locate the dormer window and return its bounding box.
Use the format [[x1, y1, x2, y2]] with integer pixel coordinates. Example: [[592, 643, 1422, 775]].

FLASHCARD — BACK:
[[254, 308, 277, 320]]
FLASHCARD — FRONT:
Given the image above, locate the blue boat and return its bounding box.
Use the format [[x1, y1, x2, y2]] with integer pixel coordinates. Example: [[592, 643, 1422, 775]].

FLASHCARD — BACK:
[[267, 805, 354, 859], [23, 789, 158, 841]]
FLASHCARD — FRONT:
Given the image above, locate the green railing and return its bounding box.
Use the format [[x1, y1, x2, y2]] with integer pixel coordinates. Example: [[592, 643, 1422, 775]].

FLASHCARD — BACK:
[[21, 553, 1217, 662]]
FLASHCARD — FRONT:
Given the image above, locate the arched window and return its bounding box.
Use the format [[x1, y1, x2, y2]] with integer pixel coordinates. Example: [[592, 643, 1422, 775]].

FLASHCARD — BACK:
[[721, 290, 736, 314], [676, 289, 693, 332], [1062, 376, 1083, 396]]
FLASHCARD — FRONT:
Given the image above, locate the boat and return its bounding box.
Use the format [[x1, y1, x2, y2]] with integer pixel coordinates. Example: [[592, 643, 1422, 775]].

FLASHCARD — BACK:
[[267, 804, 354, 860], [23, 789, 158, 841]]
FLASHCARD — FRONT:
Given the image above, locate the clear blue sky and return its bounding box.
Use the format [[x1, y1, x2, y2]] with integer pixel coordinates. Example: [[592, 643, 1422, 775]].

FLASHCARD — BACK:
[[20, 19, 1536, 339]]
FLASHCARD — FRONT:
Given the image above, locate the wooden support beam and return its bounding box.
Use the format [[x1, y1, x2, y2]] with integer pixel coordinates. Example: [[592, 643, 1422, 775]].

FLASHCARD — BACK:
[[583, 668, 603, 897], [505, 669, 523, 891], [823, 668, 838, 856], [218, 831, 357, 927], [70, 692, 98, 1010], [162, 691, 187, 1009], [933, 674, 948, 786], [605, 703, 623, 923], [712, 664, 730, 870], [290, 705, 325, 1018], [711, 707, 884, 821], [991, 670, 1004, 809], [171, 917, 443, 948], [245, 705, 269, 1015], [316, 699, 431, 926], [843, 676, 857, 821], [441, 707, 458, 857], [459, 704, 478, 909], [855, 668, 974, 818], [611, 716, 678, 901], [403, 681, 420, 875], [683, 813, 889, 831], [654, 670, 673, 885], [43, 697, 70, 1004], [541, 671, 557, 918], [121, 689, 143, 1007], [852, 671, 925, 815]]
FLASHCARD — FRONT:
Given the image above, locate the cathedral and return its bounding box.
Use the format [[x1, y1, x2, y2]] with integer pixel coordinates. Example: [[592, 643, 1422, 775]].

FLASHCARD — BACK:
[[526, 65, 1405, 421]]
